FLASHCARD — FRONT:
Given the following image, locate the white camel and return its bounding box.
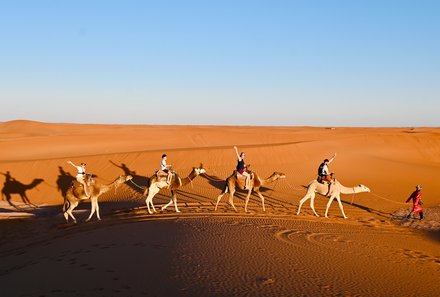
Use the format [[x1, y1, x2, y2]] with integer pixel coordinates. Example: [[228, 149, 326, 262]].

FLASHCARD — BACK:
[[144, 166, 206, 214], [296, 180, 370, 218]]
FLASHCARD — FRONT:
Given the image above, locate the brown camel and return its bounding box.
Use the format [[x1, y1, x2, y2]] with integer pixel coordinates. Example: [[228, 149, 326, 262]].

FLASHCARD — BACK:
[[143, 166, 206, 214], [63, 175, 132, 223], [296, 179, 370, 218], [1, 178, 44, 207], [215, 171, 286, 212]]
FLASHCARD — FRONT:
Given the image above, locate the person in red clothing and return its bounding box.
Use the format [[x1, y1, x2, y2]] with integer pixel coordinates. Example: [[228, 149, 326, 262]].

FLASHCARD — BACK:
[[405, 185, 424, 220]]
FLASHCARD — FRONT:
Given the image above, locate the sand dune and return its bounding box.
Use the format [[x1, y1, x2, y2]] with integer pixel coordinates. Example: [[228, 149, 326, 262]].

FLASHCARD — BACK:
[[0, 121, 439, 296]]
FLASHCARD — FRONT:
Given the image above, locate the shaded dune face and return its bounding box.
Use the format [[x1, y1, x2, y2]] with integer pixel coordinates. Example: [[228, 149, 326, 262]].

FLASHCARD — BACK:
[[0, 122, 439, 295]]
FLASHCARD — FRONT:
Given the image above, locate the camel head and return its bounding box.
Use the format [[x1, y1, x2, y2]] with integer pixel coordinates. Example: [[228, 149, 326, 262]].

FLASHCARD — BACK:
[[193, 166, 206, 175], [34, 178, 44, 184], [116, 175, 132, 184], [272, 172, 286, 180], [356, 184, 370, 193], [124, 175, 133, 181]]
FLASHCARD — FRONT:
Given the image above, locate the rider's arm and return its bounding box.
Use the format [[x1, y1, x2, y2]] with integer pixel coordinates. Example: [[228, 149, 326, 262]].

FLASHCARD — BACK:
[[67, 160, 77, 168], [328, 153, 336, 164], [233, 146, 241, 161]]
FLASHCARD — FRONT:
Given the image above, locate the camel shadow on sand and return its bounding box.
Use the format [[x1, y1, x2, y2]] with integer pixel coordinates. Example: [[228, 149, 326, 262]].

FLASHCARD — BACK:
[[109, 160, 150, 194], [1, 171, 44, 208]]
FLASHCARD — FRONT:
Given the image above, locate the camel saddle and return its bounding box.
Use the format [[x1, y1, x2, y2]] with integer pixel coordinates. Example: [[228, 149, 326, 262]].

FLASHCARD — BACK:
[[71, 173, 95, 188], [234, 170, 254, 180], [317, 175, 331, 185]]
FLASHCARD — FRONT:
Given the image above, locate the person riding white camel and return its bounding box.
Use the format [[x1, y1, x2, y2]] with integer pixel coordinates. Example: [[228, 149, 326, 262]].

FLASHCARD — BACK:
[[158, 154, 173, 185], [317, 153, 336, 197], [234, 146, 251, 190], [67, 160, 90, 197]]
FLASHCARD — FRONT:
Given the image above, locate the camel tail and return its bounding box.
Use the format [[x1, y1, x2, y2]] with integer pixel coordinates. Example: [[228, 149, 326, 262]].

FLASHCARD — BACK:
[[222, 183, 229, 194]]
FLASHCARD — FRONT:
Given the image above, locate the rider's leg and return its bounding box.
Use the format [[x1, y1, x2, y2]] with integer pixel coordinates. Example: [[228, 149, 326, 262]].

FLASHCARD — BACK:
[[243, 171, 250, 190], [167, 172, 172, 184], [79, 179, 90, 197]]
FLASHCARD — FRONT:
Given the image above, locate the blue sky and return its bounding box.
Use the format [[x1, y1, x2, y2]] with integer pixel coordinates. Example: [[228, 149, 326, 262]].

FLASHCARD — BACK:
[[1, 0, 439, 126]]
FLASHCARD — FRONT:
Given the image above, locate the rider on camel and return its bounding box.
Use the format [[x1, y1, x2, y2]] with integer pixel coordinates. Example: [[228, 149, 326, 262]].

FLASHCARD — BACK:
[[234, 146, 251, 190], [159, 154, 173, 185], [67, 160, 90, 197], [317, 153, 336, 197]]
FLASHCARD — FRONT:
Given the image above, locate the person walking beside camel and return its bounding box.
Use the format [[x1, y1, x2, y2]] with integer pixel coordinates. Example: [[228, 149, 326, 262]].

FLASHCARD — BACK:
[[405, 185, 424, 220], [234, 146, 251, 190], [67, 160, 90, 197]]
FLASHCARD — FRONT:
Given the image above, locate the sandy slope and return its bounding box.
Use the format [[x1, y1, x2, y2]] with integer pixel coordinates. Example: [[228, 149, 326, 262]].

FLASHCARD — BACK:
[[0, 121, 439, 296]]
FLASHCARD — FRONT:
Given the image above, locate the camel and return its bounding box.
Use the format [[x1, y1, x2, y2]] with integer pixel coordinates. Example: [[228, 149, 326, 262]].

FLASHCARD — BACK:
[[1, 178, 44, 207], [296, 180, 370, 218], [143, 166, 206, 214], [63, 175, 132, 223], [215, 171, 286, 212]]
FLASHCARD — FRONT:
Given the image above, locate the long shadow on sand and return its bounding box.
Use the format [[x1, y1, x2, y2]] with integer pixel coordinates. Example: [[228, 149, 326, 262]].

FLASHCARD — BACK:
[[109, 160, 150, 193], [1, 171, 44, 208], [56, 166, 76, 202]]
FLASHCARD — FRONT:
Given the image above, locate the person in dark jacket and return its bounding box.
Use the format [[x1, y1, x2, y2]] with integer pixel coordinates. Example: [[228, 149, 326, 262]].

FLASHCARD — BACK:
[[234, 146, 250, 190]]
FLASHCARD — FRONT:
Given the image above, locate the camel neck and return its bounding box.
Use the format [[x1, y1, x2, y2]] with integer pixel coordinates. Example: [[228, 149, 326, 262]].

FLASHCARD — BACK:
[[262, 174, 278, 186], [100, 178, 122, 193], [338, 184, 357, 194], [181, 170, 198, 186]]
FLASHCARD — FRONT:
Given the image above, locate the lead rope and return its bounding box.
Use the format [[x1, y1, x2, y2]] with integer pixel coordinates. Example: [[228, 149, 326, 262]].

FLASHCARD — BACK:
[[267, 178, 279, 199], [129, 179, 146, 191], [350, 187, 356, 205]]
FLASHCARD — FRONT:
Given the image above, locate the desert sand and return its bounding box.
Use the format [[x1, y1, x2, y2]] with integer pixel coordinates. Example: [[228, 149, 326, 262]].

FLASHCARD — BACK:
[[0, 120, 439, 296]]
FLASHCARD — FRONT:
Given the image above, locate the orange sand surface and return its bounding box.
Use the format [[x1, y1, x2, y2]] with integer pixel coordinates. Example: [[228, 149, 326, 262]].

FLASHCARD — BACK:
[[0, 120, 439, 296]]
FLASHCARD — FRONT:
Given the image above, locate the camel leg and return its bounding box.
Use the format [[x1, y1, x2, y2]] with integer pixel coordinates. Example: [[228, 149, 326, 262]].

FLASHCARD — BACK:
[[63, 200, 69, 222], [256, 191, 266, 212], [325, 195, 337, 218], [172, 191, 181, 213], [67, 201, 79, 224], [215, 193, 226, 211], [244, 190, 253, 213], [228, 189, 238, 212], [21, 193, 31, 205], [215, 185, 228, 211], [161, 199, 173, 211], [146, 186, 160, 214], [309, 193, 319, 217], [335, 195, 348, 219], [86, 197, 97, 222], [296, 194, 311, 215], [150, 195, 158, 213], [95, 199, 101, 221]]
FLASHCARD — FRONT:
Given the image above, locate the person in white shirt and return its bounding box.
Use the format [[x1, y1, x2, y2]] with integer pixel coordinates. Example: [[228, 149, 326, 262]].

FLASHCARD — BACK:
[[159, 154, 172, 185], [67, 160, 90, 197]]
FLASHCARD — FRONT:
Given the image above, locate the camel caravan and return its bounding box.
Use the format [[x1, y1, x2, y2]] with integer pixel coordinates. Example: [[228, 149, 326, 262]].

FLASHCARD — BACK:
[[61, 149, 371, 223]]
